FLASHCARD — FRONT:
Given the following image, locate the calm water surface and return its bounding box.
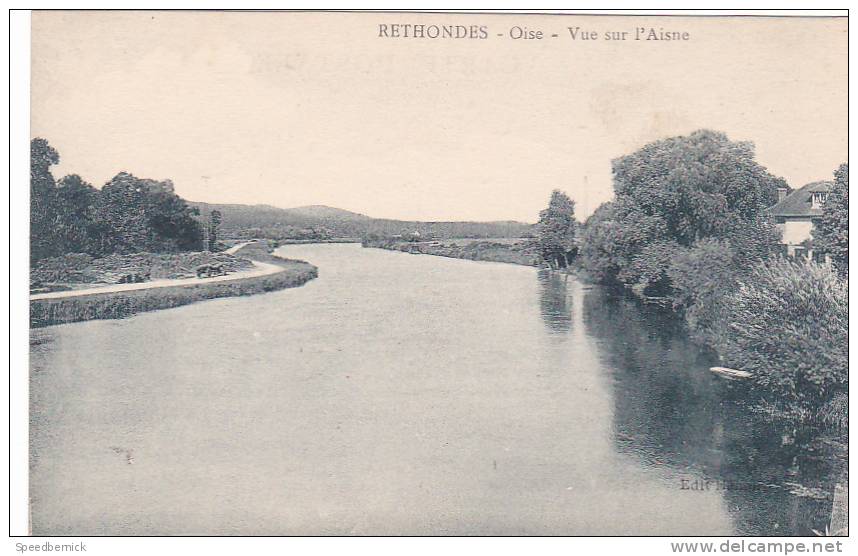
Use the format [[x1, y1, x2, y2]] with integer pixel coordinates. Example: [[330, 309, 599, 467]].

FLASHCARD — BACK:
[[30, 244, 834, 535]]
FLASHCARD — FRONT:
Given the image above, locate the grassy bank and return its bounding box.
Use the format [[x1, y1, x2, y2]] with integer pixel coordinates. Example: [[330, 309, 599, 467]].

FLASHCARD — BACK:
[[30, 244, 317, 328], [362, 237, 540, 266], [30, 251, 255, 294]]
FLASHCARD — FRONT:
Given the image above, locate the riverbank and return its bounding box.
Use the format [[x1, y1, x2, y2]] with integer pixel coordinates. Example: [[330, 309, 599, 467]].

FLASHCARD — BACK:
[[362, 237, 540, 266], [30, 243, 317, 328], [30, 250, 255, 294], [275, 237, 360, 245]]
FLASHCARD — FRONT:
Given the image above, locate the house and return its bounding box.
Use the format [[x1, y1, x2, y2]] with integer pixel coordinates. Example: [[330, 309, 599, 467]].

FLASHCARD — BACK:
[[767, 180, 833, 259]]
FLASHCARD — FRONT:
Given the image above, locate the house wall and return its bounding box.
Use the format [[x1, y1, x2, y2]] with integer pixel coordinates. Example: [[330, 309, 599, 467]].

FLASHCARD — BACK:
[[778, 218, 814, 246]]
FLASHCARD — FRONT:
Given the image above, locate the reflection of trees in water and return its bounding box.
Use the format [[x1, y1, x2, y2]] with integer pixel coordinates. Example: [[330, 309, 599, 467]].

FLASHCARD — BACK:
[[537, 270, 572, 334], [713, 421, 839, 535], [582, 289, 833, 535]]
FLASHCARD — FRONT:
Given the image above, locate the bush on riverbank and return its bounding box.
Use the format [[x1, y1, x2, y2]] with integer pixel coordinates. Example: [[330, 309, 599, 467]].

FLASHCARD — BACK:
[[714, 259, 848, 424], [665, 238, 735, 344], [30, 254, 317, 328], [666, 217, 781, 345]]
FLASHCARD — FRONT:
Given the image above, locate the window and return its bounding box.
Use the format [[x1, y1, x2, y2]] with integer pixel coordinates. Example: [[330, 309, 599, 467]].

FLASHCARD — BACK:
[[811, 191, 829, 209]]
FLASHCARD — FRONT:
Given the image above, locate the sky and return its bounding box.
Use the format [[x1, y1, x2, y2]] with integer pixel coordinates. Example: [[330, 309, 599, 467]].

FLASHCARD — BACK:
[[31, 12, 847, 222]]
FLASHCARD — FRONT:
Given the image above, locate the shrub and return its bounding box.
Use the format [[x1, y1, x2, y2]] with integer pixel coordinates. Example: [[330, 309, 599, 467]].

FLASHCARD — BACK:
[[620, 240, 681, 297], [578, 207, 623, 284], [716, 258, 847, 420], [813, 163, 849, 278], [667, 238, 736, 344]]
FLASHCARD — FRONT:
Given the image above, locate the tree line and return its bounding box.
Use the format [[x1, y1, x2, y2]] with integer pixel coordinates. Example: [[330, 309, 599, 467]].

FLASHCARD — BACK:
[[30, 138, 207, 263], [534, 129, 848, 425]]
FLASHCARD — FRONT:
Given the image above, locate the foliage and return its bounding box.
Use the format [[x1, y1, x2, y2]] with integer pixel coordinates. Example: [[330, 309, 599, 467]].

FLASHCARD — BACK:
[[813, 163, 848, 277], [581, 130, 784, 293], [235, 225, 334, 242], [612, 130, 783, 245], [621, 240, 682, 297], [535, 190, 578, 268], [818, 392, 848, 431], [30, 139, 204, 261], [716, 258, 848, 419], [664, 216, 783, 343], [55, 174, 100, 253], [30, 140, 105, 260], [208, 209, 223, 251], [30, 139, 62, 261], [578, 203, 623, 284], [581, 131, 844, 426], [667, 238, 735, 343], [92, 172, 203, 254], [579, 129, 785, 346]]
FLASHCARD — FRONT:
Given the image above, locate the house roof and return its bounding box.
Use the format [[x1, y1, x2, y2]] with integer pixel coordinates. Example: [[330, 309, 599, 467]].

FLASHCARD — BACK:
[[768, 181, 833, 217]]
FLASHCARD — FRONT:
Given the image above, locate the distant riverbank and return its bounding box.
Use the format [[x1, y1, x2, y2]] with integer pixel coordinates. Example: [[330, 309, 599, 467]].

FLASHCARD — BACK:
[[274, 238, 360, 245], [362, 238, 540, 266], [30, 243, 317, 328]]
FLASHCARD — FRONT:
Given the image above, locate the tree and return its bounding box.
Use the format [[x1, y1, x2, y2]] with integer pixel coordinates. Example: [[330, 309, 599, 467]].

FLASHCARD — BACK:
[[667, 238, 736, 343], [92, 172, 203, 254], [612, 130, 783, 246], [55, 174, 98, 254], [665, 215, 782, 343], [579, 202, 623, 284], [583, 130, 784, 293], [207, 209, 222, 251], [536, 190, 578, 269], [813, 163, 848, 278], [30, 141, 100, 259], [30, 138, 61, 261]]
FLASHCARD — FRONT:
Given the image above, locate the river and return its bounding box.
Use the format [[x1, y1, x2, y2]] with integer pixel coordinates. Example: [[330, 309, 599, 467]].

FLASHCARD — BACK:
[[29, 243, 835, 535]]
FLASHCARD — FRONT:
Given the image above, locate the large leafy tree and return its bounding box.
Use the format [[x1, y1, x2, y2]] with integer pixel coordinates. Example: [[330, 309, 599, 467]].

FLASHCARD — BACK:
[[584, 130, 784, 294], [30, 138, 61, 261], [55, 174, 99, 254], [813, 163, 848, 278], [612, 130, 783, 245], [536, 189, 578, 269], [579, 202, 623, 284], [92, 172, 203, 254], [30, 140, 100, 259]]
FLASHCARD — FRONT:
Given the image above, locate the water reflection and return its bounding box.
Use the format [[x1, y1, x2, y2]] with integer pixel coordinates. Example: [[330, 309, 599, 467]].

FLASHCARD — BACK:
[[581, 288, 836, 535], [537, 270, 573, 334]]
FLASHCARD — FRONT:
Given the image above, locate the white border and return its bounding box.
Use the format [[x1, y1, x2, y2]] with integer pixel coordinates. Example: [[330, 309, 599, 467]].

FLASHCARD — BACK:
[[8, 8, 31, 540], [5, 5, 853, 555]]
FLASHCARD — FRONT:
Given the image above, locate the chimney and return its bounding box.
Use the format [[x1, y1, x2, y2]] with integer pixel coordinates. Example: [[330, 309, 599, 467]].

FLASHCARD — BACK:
[[777, 187, 789, 202]]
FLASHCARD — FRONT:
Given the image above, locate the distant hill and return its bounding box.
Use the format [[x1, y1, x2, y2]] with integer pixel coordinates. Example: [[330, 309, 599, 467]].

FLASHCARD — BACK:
[[188, 201, 534, 239], [286, 205, 373, 222]]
